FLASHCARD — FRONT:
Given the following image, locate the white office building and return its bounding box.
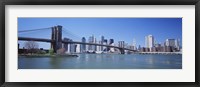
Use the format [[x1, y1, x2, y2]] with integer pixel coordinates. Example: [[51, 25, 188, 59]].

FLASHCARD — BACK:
[[132, 38, 137, 50], [76, 44, 81, 53], [175, 39, 180, 50], [145, 35, 154, 51]]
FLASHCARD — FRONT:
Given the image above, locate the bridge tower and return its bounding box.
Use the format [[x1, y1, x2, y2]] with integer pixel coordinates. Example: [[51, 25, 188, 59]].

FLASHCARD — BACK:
[[51, 25, 62, 53], [119, 48, 125, 54]]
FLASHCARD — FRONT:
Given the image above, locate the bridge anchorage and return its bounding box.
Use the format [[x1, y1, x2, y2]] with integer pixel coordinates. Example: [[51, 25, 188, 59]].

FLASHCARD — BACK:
[[18, 25, 133, 54]]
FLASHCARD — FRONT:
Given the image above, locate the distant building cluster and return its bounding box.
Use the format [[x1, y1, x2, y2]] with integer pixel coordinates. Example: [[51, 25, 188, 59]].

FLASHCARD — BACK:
[[139, 35, 181, 52], [62, 35, 117, 54], [57, 34, 181, 54]]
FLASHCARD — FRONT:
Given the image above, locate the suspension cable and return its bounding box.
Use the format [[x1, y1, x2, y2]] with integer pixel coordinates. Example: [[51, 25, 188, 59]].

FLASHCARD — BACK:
[[18, 27, 52, 33]]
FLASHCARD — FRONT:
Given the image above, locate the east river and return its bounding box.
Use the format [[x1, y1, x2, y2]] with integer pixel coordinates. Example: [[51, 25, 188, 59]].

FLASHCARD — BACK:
[[18, 54, 182, 69]]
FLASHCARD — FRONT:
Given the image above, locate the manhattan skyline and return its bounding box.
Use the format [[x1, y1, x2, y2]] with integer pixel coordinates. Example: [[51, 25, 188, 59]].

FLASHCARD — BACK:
[[18, 18, 182, 49]]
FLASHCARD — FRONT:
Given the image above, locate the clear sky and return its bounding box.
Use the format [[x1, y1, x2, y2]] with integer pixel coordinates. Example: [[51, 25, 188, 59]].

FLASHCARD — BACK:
[[18, 18, 182, 49]]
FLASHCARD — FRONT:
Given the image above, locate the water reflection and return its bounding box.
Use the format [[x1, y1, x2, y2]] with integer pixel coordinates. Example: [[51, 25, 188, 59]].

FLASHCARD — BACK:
[[18, 54, 182, 69]]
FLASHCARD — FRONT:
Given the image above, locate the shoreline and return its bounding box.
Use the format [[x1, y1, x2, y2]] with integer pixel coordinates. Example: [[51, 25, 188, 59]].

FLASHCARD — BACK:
[[18, 54, 78, 58]]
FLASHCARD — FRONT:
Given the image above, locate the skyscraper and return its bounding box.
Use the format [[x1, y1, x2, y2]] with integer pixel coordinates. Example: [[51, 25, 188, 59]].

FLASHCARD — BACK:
[[93, 37, 97, 51], [70, 41, 76, 53], [88, 36, 94, 51], [103, 39, 108, 51], [100, 36, 104, 51], [63, 38, 70, 52], [88, 35, 96, 51], [97, 41, 102, 51], [109, 39, 114, 45], [133, 38, 137, 50], [165, 39, 177, 52], [175, 39, 180, 50], [145, 35, 154, 51], [67, 39, 75, 53], [165, 39, 176, 47], [109, 39, 114, 52], [81, 37, 86, 53], [104, 39, 107, 44], [76, 44, 81, 53]]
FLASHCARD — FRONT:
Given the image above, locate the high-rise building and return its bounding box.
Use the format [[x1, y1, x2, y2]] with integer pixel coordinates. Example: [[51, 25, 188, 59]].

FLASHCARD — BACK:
[[145, 35, 154, 51], [86, 45, 89, 51], [175, 39, 180, 50], [109, 39, 114, 45], [76, 44, 81, 53], [155, 43, 162, 52], [97, 41, 102, 51], [108, 39, 114, 52], [67, 39, 75, 53], [165, 39, 178, 52], [74, 44, 77, 53], [103, 39, 108, 51], [63, 38, 71, 52], [88, 35, 96, 51], [132, 38, 137, 50], [70, 43, 76, 53], [104, 39, 107, 44], [138, 45, 141, 52], [165, 39, 176, 47], [88, 36, 94, 51], [110, 44, 115, 52], [93, 37, 97, 51], [67, 43, 70, 53], [100, 36, 104, 51], [81, 37, 86, 53]]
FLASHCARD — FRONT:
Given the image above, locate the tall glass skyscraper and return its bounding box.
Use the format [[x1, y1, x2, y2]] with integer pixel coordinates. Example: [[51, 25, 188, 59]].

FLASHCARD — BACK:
[[109, 39, 114, 45], [81, 37, 86, 52], [100, 36, 104, 51], [88, 35, 96, 51], [88, 36, 93, 50]]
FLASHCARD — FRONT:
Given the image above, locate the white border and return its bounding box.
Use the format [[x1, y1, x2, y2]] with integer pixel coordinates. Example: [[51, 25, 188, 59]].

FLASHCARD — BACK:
[[5, 5, 195, 82]]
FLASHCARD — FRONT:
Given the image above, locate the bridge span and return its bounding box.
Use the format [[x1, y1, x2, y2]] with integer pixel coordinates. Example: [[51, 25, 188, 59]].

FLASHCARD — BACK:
[[18, 37, 135, 54]]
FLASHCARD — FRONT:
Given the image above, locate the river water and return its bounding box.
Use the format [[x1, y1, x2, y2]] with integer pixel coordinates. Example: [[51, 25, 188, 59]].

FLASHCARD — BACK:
[[18, 54, 182, 69]]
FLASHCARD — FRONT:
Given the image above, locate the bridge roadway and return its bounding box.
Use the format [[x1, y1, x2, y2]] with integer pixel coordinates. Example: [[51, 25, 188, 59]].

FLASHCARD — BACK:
[[18, 37, 135, 51]]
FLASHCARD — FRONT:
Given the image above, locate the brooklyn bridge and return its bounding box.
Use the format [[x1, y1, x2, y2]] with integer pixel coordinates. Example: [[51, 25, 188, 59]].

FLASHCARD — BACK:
[[18, 25, 135, 54]]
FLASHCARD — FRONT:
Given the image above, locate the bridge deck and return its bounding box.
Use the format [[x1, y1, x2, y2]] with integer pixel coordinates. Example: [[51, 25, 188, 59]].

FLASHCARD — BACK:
[[18, 37, 135, 51]]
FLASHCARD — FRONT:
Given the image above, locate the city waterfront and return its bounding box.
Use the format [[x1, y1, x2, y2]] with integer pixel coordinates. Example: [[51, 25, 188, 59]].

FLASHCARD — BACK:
[[18, 18, 182, 69], [18, 54, 182, 69]]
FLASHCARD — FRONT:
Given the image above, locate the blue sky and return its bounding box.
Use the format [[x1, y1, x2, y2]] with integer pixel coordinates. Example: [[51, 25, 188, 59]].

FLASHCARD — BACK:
[[18, 18, 182, 49]]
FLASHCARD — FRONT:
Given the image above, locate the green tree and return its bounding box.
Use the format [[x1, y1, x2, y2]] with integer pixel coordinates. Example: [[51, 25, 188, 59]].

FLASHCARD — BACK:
[[49, 48, 54, 55]]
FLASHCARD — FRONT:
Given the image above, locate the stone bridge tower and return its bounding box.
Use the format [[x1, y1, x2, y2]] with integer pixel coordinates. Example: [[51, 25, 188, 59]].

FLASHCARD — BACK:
[[51, 25, 62, 53]]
